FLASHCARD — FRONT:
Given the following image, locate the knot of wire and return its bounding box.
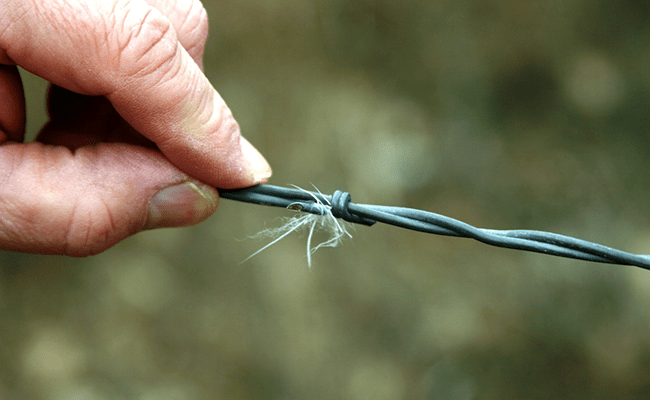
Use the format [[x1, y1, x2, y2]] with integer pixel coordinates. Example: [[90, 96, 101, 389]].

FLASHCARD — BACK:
[[219, 185, 650, 271]]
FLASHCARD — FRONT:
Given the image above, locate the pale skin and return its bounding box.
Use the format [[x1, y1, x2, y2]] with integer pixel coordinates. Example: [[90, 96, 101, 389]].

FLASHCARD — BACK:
[[0, 0, 272, 255]]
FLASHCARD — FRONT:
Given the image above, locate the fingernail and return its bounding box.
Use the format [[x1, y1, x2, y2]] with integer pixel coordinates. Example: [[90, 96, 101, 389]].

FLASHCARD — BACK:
[[146, 182, 218, 229], [240, 137, 272, 184]]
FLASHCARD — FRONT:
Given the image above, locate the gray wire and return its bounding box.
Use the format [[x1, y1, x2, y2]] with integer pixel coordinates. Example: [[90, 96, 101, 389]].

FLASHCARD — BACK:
[[219, 185, 650, 270]]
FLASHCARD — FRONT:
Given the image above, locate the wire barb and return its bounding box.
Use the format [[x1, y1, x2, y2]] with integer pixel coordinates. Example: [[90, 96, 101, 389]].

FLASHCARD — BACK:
[[237, 185, 352, 268], [219, 184, 650, 270]]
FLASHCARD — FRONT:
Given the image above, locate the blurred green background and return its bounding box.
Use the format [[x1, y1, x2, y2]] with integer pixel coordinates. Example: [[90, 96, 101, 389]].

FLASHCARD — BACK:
[[3, 0, 650, 399]]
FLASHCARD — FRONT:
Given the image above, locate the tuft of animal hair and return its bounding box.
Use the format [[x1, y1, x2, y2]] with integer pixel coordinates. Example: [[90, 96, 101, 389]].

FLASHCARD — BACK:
[[242, 185, 352, 268]]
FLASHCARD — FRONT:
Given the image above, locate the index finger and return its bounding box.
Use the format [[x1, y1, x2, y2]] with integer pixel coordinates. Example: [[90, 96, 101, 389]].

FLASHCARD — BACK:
[[0, 0, 271, 188]]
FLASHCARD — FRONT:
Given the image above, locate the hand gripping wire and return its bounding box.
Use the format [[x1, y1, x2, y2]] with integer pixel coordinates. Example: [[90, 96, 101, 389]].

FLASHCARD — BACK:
[[219, 185, 650, 270]]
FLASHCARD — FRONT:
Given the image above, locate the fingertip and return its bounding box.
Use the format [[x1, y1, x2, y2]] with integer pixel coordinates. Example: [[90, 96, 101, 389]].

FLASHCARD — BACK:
[[145, 181, 219, 230], [240, 137, 273, 185]]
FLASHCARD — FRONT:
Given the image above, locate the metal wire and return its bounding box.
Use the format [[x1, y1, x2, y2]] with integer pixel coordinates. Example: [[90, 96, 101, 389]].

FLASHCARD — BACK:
[[219, 185, 650, 270]]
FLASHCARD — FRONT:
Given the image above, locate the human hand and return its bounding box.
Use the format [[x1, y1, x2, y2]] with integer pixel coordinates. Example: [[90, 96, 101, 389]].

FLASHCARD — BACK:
[[0, 0, 272, 255]]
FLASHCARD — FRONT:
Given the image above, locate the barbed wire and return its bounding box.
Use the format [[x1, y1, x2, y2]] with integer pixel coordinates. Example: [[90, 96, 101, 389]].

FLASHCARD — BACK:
[[219, 184, 650, 270]]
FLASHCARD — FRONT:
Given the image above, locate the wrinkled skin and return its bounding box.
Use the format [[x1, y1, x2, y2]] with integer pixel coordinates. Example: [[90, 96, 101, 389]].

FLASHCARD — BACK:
[[0, 0, 271, 256]]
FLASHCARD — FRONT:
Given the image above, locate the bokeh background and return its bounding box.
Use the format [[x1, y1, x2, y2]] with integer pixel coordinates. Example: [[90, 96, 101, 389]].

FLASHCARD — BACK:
[[3, 0, 650, 398]]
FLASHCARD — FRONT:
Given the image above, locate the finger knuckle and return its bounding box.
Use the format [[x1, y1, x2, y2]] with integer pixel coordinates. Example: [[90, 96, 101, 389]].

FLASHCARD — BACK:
[[111, 2, 179, 80], [63, 198, 121, 256], [178, 0, 209, 55]]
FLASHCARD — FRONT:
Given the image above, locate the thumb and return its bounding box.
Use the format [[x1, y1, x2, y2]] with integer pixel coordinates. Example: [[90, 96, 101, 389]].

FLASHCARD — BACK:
[[0, 142, 218, 256]]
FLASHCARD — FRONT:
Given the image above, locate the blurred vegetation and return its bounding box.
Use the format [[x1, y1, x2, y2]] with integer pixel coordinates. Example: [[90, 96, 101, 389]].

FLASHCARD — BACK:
[[3, 0, 650, 399]]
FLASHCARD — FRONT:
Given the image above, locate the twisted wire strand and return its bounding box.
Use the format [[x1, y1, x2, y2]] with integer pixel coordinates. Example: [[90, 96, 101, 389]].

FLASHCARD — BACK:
[[219, 185, 650, 270]]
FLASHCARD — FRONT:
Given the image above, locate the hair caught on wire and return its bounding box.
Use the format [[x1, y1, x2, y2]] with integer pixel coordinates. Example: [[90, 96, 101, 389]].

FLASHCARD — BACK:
[[241, 185, 352, 268], [220, 184, 650, 270]]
